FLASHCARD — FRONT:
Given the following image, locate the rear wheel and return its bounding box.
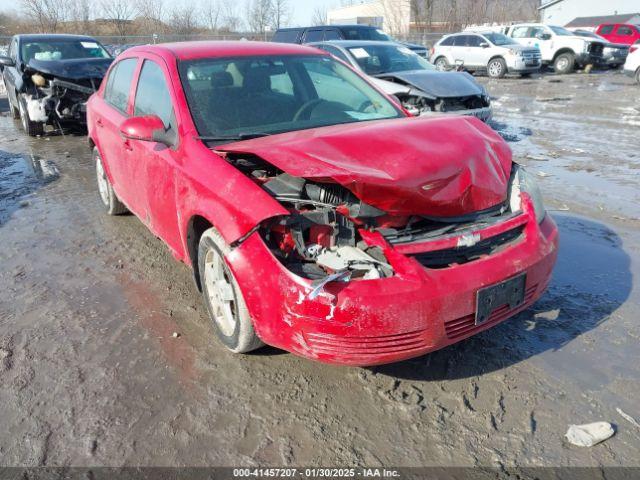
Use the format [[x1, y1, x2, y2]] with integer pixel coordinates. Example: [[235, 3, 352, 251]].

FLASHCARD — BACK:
[[553, 52, 575, 74], [434, 57, 449, 71], [487, 58, 507, 78], [94, 147, 128, 215], [636, 68, 640, 85], [18, 95, 44, 136], [198, 227, 263, 354]]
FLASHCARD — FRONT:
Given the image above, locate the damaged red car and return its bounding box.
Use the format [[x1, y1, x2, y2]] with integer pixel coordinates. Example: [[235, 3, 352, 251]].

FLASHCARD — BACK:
[[87, 42, 558, 366]]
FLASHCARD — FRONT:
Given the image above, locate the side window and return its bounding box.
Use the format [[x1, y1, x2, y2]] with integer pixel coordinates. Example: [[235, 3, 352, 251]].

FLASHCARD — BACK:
[[617, 25, 633, 36], [439, 36, 455, 47], [9, 39, 17, 60], [305, 30, 325, 42], [599, 25, 614, 35], [104, 58, 137, 114], [320, 45, 350, 63], [453, 35, 469, 46], [270, 70, 294, 96], [324, 29, 342, 41], [467, 35, 482, 47], [511, 27, 530, 39], [134, 60, 173, 127], [529, 27, 546, 38]]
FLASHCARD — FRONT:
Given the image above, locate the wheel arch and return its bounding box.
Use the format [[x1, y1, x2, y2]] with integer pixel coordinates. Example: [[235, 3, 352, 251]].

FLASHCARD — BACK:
[[552, 48, 576, 61], [186, 214, 215, 291]]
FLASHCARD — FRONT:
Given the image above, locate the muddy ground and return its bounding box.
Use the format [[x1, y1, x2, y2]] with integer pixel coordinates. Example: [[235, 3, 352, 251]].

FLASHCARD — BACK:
[[0, 70, 639, 468]]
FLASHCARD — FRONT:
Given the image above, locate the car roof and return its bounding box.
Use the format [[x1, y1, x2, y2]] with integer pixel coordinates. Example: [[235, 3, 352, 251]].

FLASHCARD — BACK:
[[125, 41, 326, 61], [16, 33, 102, 42], [277, 25, 377, 31], [310, 40, 398, 47]]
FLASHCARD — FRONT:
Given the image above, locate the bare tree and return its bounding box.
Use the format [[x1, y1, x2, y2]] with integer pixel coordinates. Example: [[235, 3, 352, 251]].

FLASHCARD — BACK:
[[270, 0, 290, 30], [201, 0, 222, 32], [247, 0, 272, 34], [100, 0, 135, 37], [169, 4, 198, 35], [21, 0, 66, 32], [311, 6, 328, 26], [221, 0, 242, 31], [66, 0, 91, 33], [136, 0, 165, 34]]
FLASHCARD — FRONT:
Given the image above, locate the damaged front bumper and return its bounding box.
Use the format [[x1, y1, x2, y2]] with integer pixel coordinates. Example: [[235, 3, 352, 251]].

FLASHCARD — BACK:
[[419, 105, 492, 123], [226, 198, 558, 366]]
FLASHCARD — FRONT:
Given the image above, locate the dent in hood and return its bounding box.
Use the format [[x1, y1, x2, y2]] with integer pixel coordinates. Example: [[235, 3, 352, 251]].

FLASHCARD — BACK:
[[377, 70, 485, 98], [218, 116, 512, 218], [26, 57, 113, 80]]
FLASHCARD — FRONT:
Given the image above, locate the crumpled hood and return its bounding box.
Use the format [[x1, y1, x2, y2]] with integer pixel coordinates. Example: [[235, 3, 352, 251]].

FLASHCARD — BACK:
[[218, 116, 513, 217], [377, 70, 485, 98], [26, 58, 113, 80]]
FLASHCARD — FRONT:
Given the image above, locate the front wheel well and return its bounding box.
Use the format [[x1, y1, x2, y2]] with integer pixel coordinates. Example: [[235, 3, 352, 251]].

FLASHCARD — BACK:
[[186, 215, 214, 291], [552, 48, 575, 61]]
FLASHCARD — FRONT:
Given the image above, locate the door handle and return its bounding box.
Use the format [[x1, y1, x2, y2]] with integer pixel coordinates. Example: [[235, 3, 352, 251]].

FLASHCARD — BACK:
[[123, 139, 133, 152], [96, 118, 104, 128]]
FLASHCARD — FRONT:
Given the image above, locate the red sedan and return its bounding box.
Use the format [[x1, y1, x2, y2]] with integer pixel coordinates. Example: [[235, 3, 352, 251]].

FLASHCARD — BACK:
[[87, 42, 558, 366]]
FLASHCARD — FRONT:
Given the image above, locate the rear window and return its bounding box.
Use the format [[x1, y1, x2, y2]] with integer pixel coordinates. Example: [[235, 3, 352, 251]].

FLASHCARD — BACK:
[[618, 25, 634, 36], [341, 27, 391, 41], [104, 58, 137, 113], [273, 29, 301, 43], [304, 30, 325, 42]]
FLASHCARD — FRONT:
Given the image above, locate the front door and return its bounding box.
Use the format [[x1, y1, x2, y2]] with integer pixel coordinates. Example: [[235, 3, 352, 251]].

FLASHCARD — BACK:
[[130, 56, 182, 254]]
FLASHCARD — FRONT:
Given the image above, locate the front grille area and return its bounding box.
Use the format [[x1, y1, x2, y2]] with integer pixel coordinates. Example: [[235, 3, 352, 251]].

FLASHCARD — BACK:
[[411, 226, 524, 269], [304, 329, 430, 358], [522, 50, 542, 62], [444, 284, 538, 339], [440, 94, 489, 112], [589, 43, 605, 57]]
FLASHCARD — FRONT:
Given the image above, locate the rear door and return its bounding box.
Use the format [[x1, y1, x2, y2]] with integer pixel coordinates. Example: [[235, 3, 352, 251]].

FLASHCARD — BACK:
[[95, 57, 144, 215], [131, 55, 182, 253], [597, 24, 615, 42]]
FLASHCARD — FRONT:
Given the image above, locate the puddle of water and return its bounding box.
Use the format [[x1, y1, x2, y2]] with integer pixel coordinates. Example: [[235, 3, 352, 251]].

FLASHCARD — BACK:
[[0, 151, 59, 224]]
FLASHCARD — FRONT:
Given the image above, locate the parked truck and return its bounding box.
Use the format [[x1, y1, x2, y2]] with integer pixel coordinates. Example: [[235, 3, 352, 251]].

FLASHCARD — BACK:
[[471, 24, 605, 74]]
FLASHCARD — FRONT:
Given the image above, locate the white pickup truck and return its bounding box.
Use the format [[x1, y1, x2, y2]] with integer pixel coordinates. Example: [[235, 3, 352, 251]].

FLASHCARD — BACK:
[[497, 24, 605, 74]]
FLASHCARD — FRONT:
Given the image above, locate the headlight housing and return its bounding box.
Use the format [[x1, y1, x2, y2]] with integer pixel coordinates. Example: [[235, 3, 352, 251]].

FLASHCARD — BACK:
[[508, 49, 524, 57], [509, 164, 546, 223]]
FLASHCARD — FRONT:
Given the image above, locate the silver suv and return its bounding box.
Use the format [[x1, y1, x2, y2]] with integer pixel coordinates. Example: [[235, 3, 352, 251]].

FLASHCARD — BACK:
[[430, 32, 542, 78]]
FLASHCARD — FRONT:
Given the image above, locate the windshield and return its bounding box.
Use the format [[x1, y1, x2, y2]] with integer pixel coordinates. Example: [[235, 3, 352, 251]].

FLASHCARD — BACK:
[[179, 55, 403, 140], [347, 44, 434, 75], [549, 26, 573, 36], [21, 39, 111, 62], [482, 33, 518, 46], [342, 27, 392, 41]]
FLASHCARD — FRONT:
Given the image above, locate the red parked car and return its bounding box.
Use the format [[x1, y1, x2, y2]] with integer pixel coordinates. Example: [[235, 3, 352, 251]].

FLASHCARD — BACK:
[[596, 23, 640, 45], [87, 42, 558, 366]]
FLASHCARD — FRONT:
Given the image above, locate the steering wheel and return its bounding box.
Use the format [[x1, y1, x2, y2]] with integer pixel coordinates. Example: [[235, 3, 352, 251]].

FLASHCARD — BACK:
[[293, 99, 325, 122]]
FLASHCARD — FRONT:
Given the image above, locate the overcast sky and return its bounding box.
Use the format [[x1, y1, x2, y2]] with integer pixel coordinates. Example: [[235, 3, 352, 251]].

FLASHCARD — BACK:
[[0, 0, 344, 27]]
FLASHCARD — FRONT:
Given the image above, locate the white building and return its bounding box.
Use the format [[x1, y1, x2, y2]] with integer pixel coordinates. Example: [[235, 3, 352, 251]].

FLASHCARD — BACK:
[[539, 0, 640, 26], [327, 0, 411, 35]]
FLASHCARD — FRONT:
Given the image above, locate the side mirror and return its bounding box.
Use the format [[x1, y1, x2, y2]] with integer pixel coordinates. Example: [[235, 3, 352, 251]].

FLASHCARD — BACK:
[[479, 42, 490, 48], [120, 115, 173, 146], [0, 56, 15, 67]]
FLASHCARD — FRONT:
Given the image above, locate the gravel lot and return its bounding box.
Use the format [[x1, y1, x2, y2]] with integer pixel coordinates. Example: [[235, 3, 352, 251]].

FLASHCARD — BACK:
[[0, 70, 639, 469]]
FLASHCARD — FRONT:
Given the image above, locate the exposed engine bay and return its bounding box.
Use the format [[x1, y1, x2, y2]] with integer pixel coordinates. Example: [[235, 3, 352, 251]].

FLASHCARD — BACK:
[[23, 69, 100, 125], [221, 151, 523, 296]]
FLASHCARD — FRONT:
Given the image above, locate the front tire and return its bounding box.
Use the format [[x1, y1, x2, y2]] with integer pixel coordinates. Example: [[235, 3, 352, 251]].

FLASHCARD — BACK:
[[553, 52, 575, 74], [434, 57, 449, 71], [18, 95, 44, 136], [94, 147, 128, 215], [487, 57, 507, 78], [198, 228, 263, 354]]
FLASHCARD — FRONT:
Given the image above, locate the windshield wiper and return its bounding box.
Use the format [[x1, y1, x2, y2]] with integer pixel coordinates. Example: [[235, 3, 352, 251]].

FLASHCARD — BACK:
[[197, 132, 272, 143]]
